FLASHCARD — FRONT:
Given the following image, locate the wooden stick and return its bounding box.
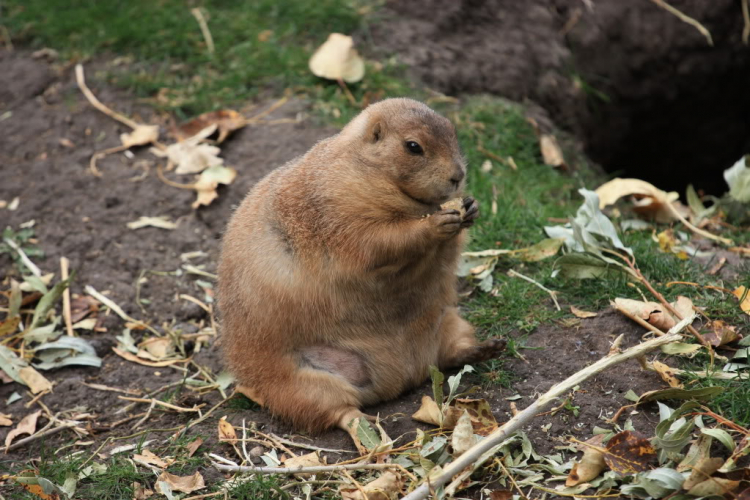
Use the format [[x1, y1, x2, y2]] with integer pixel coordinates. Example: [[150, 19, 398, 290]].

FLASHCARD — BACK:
[[117, 396, 204, 413], [742, 0, 750, 45], [211, 455, 406, 475], [401, 331, 684, 500], [60, 257, 74, 337]]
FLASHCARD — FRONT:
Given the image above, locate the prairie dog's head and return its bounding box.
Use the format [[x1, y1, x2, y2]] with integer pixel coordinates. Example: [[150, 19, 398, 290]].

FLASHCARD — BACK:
[[345, 98, 466, 207]]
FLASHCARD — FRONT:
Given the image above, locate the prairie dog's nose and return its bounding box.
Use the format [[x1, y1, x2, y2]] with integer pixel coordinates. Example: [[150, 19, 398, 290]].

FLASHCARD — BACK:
[[450, 168, 465, 185]]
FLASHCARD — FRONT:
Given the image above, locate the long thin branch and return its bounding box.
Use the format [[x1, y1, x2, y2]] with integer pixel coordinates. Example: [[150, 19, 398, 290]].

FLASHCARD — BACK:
[[742, 0, 750, 45], [60, 257, 74, 337], [402, 331, 684, 500], [3, 237, 42, 278], [211, 456, 404, 475], [75, 64, 139, 129], [649, 0, 714, 46]]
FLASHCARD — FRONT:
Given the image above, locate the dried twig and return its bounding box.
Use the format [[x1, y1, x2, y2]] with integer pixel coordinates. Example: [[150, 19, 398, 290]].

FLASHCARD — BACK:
[[268, 433, 356, 454], [507, 269, 561, 311], [611, 302, 667, 336], [6, 422, 76, 452], [75, 64, 139, 129], [402, 331, 685, 500], [210, 455, 406, 475], [3, 237, 42, 278], [60, 257, 74, 337], [245, 96, 289, 123], [191, 8, 215, 55], [118, 396, 204, 413], [116, 379, 185, 414], [742, 0, 750, 44], [84, 285, 160, 336], [649, 0, 713, 46]]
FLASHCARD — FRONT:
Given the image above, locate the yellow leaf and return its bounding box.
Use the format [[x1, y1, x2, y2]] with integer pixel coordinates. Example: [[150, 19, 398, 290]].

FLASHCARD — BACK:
[[451, 410, 476, 457], [340, 471, 402, 500], [112, 347, 187, 367], [571, 306, 597, 318], [733, 286, 750, 315], [309, 33, 365, 83], [0, 413, 12, 426], [567, 434, 606, 486], [120, 125, 159, 148], [539, 134, 565, 168], [18, 367, 52, 394], [218, 415, 237, 444], [411, 395, 442, 427], [595, 178, 680, 222], [652, 360, 682, 388], [133, 449, 171, 469]]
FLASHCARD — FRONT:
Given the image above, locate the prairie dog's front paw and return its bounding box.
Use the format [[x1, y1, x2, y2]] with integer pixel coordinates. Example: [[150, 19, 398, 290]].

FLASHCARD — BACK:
[[461, 197, 479, 228], [430, 209, 462, 238]]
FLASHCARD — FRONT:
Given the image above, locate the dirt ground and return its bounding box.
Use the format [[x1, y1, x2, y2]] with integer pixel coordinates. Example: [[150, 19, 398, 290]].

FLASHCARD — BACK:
[[371, 0, 750, 196], [1, 51, 669, 493]]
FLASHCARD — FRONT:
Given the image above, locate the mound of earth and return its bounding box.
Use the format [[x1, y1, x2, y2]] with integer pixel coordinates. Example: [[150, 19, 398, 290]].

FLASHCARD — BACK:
[[371, 0, 750, 195]]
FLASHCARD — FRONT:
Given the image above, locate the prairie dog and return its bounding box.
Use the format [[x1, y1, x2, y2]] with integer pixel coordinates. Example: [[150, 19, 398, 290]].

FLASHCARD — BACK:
[[217, 98, 505, 436]]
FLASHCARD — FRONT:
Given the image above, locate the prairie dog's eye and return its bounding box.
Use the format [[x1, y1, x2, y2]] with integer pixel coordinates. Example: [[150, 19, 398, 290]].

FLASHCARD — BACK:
[[405, 141, 424, 155]]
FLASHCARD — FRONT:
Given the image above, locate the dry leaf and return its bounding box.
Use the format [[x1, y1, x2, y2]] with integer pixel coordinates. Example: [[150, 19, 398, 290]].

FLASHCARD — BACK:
[[133, 481, 154, 500], [411, 395, 442, 426], [112, 347, 187, 367], [734, 286, 750, 316], [704, 320, 740, 347], [454, 398, 498, 436], [283, 451, 325, 477], [186, 437, 203, 457], [133, 449, 170, 469], [218, 416, 237, 444], [120, 125, 159, 148], [595, 178, 682, 223], [5, 410, 41, 448], [489, 491, 513, 500], [652, 360, 682, 388], [126, 216, 177, 230], [309, 33, 365, 83], [153, 124, 223, 174], [0, 413, 12, 426], [340, 471, 402, 500], [682, 456, 724, 490], [18, 367, 52, 394], [567, 434, 606, 486], [613, 296, 693, 331], [451, 410, 476, 457], [603, 430, 656, 475], [174, 110, 246, 144], [137, 337, 175, 361], [539, 134, 565, 169], [155, 471, 205, 494], [687, 477, 741, 497], [571, 306, 597, 318], [192, 165, 237, 209], [59, 138, 75, 148]]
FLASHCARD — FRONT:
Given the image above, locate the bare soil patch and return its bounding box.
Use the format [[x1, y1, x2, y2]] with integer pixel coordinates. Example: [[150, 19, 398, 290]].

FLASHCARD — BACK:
[[1, 51, 667, 494]]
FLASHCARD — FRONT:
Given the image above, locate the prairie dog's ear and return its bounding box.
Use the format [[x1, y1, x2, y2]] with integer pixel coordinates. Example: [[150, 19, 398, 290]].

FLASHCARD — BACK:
[[368, 120, 385, 143]]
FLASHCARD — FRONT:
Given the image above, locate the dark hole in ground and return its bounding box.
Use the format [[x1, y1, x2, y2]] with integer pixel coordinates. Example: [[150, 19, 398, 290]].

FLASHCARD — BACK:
[[370, 0, 750, 195]]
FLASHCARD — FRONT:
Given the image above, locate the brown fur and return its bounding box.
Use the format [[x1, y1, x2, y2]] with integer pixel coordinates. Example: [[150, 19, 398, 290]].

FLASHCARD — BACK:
[[217, 98, 504, 434]]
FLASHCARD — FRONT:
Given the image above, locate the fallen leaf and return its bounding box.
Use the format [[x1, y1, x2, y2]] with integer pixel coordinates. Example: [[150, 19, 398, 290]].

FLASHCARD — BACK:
[[152, 125, 223, 175], [0, 413, 12, 426], [133, 449, 170, 469], [126, 216, 177, 230], [704, 320, 740, 347], [682, 456, 724, 490], [687, 477, 741, 497], [539, 134, 565, 169], [651, 360, 682, 388], [173, 110, 246, 144], [5, 410, 41, 448], [612, 296, 694, 332], [133, 481, 154, 500], [412, 396, 442, 427], [340, 471, 402, 500], [155, 471, 205, 494], [724, 155, 750, 203], [59, 138, 75, 148], [454, 398, 498, 436], [595, 178, 681, 222], [218, 416, 237, 444], [112, 347, 187, 367], [137, 337, 175, 361], [186, 437, 203, 457], [71, 318, 97, 331], [309, 33, 365, 83], [283, 451, 325, 477], [19, 367, 52, 394], [120, 125, 159, 148], [192, 165, 237, 209], [489, 491, 513, 500], [602, 430, 656, 475], [733, 286, 750, 316], [517, 238, 565, 262], [451, 410, 475, 457], [571, 306, 597, 318], [637, 386, 724, 405], [567, 434, 606, 486], [8, 197, 19, 211]]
